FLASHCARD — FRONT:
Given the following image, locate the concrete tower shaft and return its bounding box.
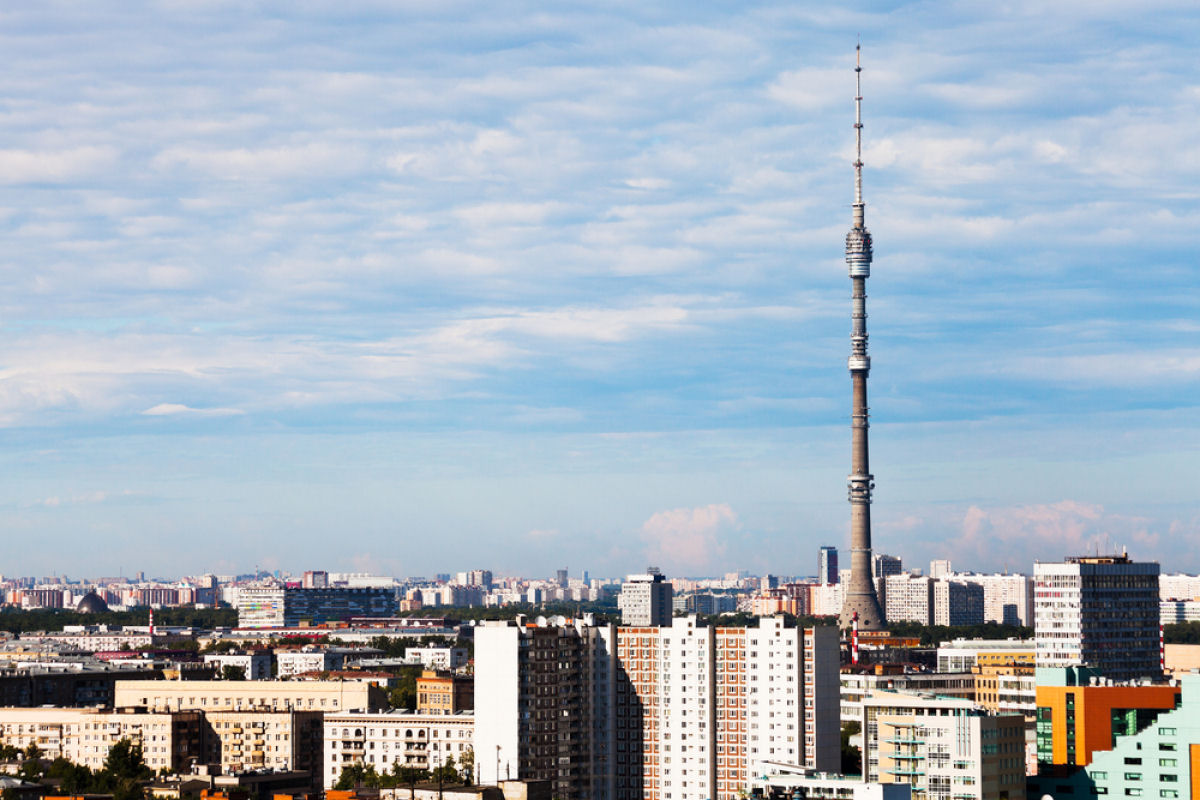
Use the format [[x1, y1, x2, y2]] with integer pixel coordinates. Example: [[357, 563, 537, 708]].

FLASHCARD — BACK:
[[839, 46, 887, 631]]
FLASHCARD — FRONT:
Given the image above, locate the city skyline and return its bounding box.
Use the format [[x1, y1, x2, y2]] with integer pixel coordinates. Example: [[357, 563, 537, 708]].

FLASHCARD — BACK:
[[1, 2, 1197, 577]]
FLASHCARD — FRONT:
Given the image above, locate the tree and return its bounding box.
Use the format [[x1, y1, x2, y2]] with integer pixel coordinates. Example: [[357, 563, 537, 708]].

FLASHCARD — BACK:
[[458, 747, 475, 784], [334, 764, 380, 790], [0, 744, 19, 761], [104, 739, 151, 781], [432, 756, 461, 785], [220, 664, 246, 681], [22, 742, 42, 761], [840, 722, 862, 775]]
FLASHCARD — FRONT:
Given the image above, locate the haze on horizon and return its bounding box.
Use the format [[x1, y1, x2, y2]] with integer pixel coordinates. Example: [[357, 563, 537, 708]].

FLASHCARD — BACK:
[[0, 1, 1197, 580]]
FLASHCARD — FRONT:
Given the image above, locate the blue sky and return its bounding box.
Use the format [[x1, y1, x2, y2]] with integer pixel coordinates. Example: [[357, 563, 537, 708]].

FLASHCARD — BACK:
[[1, 1, 1197, 580]]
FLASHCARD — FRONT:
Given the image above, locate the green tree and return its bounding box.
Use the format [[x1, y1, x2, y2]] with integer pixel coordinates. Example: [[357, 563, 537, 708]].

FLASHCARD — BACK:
[[840, 722, 862, 775], [220, 664, 247, 681], [104, 739, 151, 781], [0, 744, 19, 761], [432, 756, 461, 785], [22, 742, 42, 761], [458, 747, 475, 783], [334, 764, 380, 790]]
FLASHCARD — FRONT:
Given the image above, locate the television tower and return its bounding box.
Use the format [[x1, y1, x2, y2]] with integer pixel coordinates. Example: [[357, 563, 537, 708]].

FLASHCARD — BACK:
[[838, 45, 887, 631]]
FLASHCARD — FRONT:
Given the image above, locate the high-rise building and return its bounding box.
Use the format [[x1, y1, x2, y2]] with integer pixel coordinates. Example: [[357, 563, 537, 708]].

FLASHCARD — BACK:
[[302, 570, 329, 589], [932, 579, 985, 626], [929, 559, 952, 579], [884, 574, 933, 624], [618, 569, 673, 627], [954, 573, 1034, 626], [614, 616, 841, 800], [473, 617, 616, 800], [1034, 553, 1161, 681], [838, 47, 887, 632], [818, 546, 839, 585]]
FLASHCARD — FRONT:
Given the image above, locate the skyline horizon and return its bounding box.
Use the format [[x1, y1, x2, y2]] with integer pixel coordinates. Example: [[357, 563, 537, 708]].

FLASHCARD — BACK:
[[2, 2, 1196, 578]]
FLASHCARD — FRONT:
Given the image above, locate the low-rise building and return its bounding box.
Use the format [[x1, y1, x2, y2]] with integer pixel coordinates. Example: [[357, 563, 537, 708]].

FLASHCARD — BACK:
[[416, 670, 473, 715], [752, 770, 911, 800], [840, 668, 976, 722], [114, 679, 386, 713], [322, 710, 474, 788], [403, 647, 469, 671], [203, 652, 272, 680]]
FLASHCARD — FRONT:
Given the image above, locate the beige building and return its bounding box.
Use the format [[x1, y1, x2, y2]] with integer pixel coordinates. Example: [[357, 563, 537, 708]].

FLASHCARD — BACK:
[[205, 709, 324, 778], [115, 679, 385, 713], [0, 707, 204, 772], [859, 692, 1026, 800]]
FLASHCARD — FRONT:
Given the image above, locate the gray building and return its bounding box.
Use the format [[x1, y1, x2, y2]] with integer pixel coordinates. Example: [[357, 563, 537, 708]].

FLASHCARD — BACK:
[[236, 586, 398, 628]]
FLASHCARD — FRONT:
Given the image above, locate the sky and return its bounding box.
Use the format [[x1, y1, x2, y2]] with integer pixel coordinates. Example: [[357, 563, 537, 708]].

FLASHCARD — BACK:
[[1, 1, 1197, 581]]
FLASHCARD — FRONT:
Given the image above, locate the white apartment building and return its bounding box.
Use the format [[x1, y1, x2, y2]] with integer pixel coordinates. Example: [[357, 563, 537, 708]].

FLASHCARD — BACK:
[[953, 574, 1033, 626], [619, 571, 673, 627], [1161, 599, 1200, 624], [1159, 573, 1200, 600], [935, 639, 1034, 673], [884, 575, 933, 625], [615, 616, 840, 800], [839, 672, 976, 723], [275, 649, 349, 677], [403, 646, 469, 670], [932, 581, 984, 626], [203, 652, 272, 680], [858, 692, 1026, 800], [809, 583, 844, 617], [1034, 554, 1161, 681], [323, 710, 474, 788]]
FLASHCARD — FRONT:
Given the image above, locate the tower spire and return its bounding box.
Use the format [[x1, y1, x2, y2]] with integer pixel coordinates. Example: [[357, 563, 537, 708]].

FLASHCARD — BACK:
[[839, 45, 886, 632]]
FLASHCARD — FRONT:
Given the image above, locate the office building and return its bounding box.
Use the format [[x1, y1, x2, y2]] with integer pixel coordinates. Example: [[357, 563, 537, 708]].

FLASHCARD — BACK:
[[618, 570, 673, 627], [818, 547, 839, 585], [1034, 554, 1161, 681], [1034, 666, 1181, 769], [1029, 672, 1200, 800]]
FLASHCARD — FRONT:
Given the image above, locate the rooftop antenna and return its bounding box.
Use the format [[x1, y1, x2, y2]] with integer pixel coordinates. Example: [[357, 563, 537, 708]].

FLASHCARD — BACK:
[[853, 42, 865, 228]]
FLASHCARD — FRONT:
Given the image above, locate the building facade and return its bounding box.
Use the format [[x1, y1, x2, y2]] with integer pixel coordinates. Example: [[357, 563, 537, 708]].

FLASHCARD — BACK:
[[114, 679, 385, 713], [1034, 555, 1161, 681], [858, 692, 1026, 800], [236, 587, 398, 628], [323, 710, 474, 788]]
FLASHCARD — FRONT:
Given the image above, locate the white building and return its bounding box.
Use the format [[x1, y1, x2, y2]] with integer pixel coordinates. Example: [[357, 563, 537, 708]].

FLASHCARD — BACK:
[[884, 575, 933, 624], [1161, 599, 1200, 624], [615, 616, 841, 800], [810, 583, 844, 617], [403, 646, 469, 670], [276, 648, 350, 677], [323, 710, 474, 788], [932, 580, 984, 626], [1034, 554, 1161, 681], [754, 769, 912, 800], [935, 638, 1034, 673], [203, 651, 272, 680], [858, 692, 1026, 800], [618, 570, 673, 627], [954, 574, 1034, 626], [1159, 573, 1200, 600]]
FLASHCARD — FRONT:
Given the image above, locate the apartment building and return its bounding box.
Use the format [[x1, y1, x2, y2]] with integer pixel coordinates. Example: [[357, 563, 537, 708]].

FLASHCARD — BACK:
[[323, 710, 474, 788], [858, 692, 1026, 800], [0, 707, 204, 771], [236, 587, 398, 628], [114, 679, 385, 713], [416, 670, 473, 715], [619, 571, 674, 627], [205, 709, 324, 781], [474, 617, 616, 800], [202, 652, 272, 680]]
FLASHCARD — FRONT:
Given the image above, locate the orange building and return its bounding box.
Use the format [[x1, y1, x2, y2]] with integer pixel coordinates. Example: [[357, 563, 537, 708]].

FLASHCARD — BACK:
[[1035, 667, 1181, 768], [416, 669, 473, 714]]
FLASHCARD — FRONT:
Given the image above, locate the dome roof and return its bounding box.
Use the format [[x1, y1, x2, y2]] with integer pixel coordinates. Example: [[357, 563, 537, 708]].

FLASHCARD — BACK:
[[76, 592, 109, 614]]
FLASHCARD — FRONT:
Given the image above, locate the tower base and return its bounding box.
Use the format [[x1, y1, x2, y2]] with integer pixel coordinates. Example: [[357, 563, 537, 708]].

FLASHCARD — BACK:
[[839, 590, 886, 631]]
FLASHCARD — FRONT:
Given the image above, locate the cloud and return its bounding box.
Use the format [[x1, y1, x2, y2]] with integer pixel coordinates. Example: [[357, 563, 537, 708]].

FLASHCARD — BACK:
[[0, 147, 119, 184], [640, 504, 739, 576], [141, 403, 245, 417]]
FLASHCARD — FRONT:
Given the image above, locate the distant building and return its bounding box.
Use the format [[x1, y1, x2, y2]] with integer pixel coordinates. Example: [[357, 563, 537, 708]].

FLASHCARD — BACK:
[[404, 646, 469, 671], [302, 570, 329, 589], [932, 579, 984, 626], [1034, 554, 1161, 681], [929, 559, 952, 579], [236, 586, 398, 628], [884, 574, 933, 624], [753, 770, 911, 800], [953, 573, 1034, 626], [114, 678, 386, 712], [818, 546, 839, 585], [617, 569, 673, 627]]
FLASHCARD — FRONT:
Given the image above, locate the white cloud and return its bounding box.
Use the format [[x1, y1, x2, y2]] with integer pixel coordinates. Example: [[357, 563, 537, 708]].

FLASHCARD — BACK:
[[640, 504, 739, 576], [0, 146, 118, 184], [141, 403, 245, 417]]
